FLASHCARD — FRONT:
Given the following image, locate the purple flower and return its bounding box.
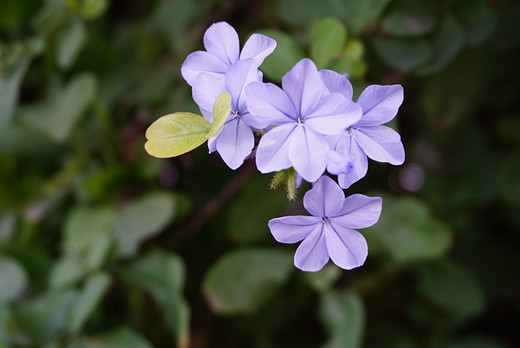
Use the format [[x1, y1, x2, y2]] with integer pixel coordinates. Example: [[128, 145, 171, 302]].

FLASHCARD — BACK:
[[181, 22, 276, 86], [192, 59, 260, 169], [245, 59, 362, 182], [321, 71, 405, 188], [268, 175, 382, 272]]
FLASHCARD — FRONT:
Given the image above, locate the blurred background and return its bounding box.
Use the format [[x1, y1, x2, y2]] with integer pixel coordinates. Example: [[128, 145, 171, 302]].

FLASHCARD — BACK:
[[1, 0, 519, 347]]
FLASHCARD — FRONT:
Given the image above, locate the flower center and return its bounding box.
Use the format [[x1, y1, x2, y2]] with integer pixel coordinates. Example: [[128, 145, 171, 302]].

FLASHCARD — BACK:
[[231, 110, 242, 120], [296, 116, 305, 125]]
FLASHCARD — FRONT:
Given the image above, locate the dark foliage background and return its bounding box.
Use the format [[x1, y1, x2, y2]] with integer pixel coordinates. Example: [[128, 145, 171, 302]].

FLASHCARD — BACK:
[[0, 0, 519, 347]]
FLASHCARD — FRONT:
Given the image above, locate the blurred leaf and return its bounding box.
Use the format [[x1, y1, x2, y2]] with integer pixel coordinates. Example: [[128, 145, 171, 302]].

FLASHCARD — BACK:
[[85, 327, 152, 348], [119, 250, 189, 347], [303, 264, 341, 292], [343, 0, 392, 34], [255, 30, 305, 81], [11, 289, 76, 345], [319, 290, 365, 348], [371, 37, 432, 71], [203, 248, 293, 314], [19, 73, 97, 142], [330, 40, 367, 77], [381, 0, 436, 37], [227, 175, 288, 243], [64, 205, 115, 270], [0, 211, 16, 245], [310, 17, 347, 69], [364, 195, 452, 263], [460, 1, 497, 46], [417, 259, 485, 319], [0, 253, 28, 301], [144, 112, 211, 158], [68, 272, 110, 334], [0, 303, 12, 346], [0, 55, 30, 126], [418, 16, 464, 76], [114, 193, 176, 257], [499, 153, 520, 204], [57, 20, 87, 69], [207, 91, 231, 138], [49, 254, 87, 288]]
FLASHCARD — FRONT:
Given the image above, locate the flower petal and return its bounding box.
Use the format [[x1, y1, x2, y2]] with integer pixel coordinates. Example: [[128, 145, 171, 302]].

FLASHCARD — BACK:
[[225, 59, 259, 111], [303, 175, 345, 217], [355, 84, 404, 126], [319, 69, 353, 100], [332, 194, 382, 229], [354, 125, 405, 165], [203, 22, 239, 66], [281, 58, 328, 117], [305, 93, 362, 135], [268, 215, 321, 243], [192, 73, 226, 121], [240, 33, 277, 65], [215, 118, 254, 170], [294, 224, 329, 272], [337, 136, 368, 189], [181, 51, 229, 86], [255, 123, 296, 173], [244, 82, 297, 129], [289, 126, 330, 182], [326, 222, 368, 270]]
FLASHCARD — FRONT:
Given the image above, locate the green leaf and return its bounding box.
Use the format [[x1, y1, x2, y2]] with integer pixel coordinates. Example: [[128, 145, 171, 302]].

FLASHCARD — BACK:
[[417, 16, 464, 76], [19, 73, 97, 142], [114, 193, 176, 257], [310, 17, 347, 69], [0, 303, 12, 346], [303, 264, 341, 292], [0, 253, 28, 301], [11, 289, 77, 345], [319, 291, 365, 348], [0, 211, 16, 245], [118, 250, 189, 348], [343, 0, 392, 34], [0, 55, 30, 126], [206, 91, 231, 138], [85, 327, 153, 348], [80, 0, 108, 20], [330, 40, 367, 78], [68, 272, 110, 334], [64, 205, 115, 270], [203, 248, 293, 315], [57, 20, 87, 69], [49, 254, 87, 288], [371, 37, 432, 71], [444, 336, 511, 348], [145, 112, 211, 158], [417, 260, 485, 319], [381, 0, 436, 37], [255, 30, 305, 81], [364, 195, 452, 263]]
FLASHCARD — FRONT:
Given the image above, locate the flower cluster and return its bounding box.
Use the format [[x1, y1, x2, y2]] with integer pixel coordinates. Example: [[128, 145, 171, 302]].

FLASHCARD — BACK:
[[180, 22, 405, 272]]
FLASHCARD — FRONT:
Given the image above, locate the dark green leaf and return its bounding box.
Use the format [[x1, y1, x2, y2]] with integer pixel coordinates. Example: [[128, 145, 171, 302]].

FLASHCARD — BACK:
[[310, 17, 347, 69], [371, 37, 432, 71], [382, 0, 436, 37], [85, 327, 153, 348], [0, 55, 30, 126], [203, 248, 293, 314]]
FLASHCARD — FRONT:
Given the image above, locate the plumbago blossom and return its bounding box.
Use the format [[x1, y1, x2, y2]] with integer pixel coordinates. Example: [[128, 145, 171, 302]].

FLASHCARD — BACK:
[[269, 176, 382, 271], [146, 21, 406, 272], [323, 71, 405, 188], [245, 58, 362, 182]]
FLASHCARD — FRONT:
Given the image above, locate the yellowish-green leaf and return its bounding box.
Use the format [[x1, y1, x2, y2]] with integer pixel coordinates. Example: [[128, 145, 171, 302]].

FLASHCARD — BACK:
[[145, 112, 211, 158], [206, 91, 231, 139]]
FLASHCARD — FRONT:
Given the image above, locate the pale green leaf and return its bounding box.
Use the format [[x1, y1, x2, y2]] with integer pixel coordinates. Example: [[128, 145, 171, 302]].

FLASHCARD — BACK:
[[206, 91, 231, 138], [145, 112, 211, 158], [203, 248, 293, 314], [68, 272, 110, 334], [0, 56, 30, 126], [310, 17, 347, 69], [49, 254, 87, 288]]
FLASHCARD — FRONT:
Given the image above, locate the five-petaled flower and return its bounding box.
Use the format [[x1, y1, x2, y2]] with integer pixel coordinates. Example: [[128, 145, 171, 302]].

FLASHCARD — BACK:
[[323, 72, 405, 188], [245, 58, 362, 182], [268, 175, 382, 272], [181, 21, 276, 86]]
